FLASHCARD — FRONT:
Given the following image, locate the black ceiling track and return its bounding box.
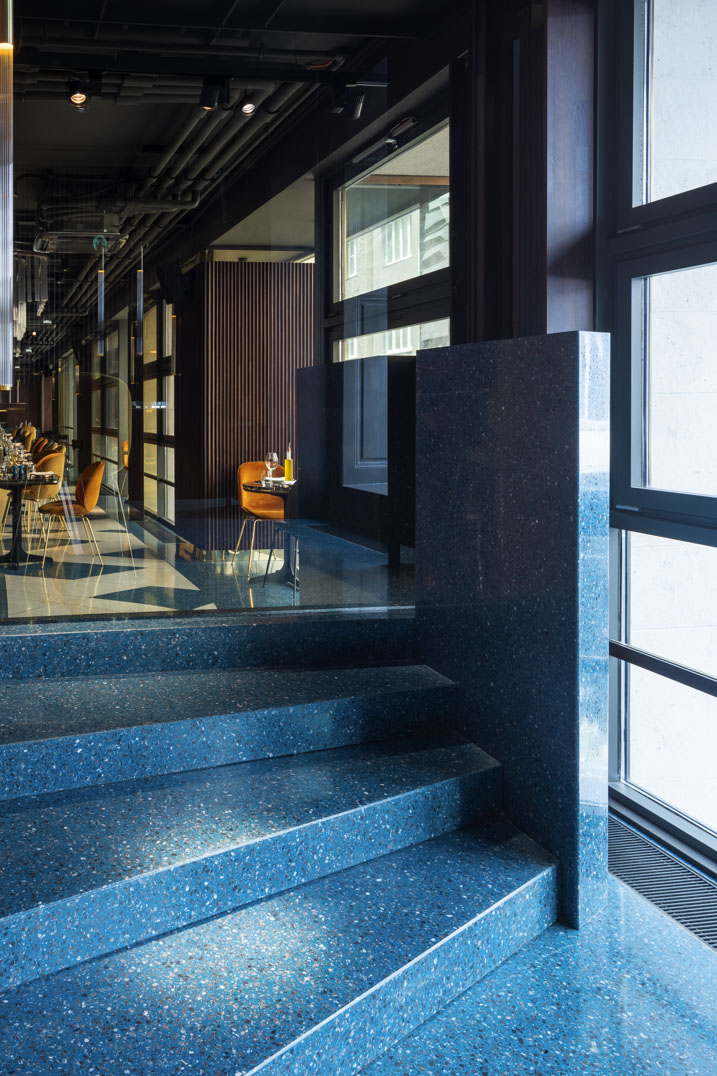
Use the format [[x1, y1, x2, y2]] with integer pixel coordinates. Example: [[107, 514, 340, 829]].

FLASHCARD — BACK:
[[609, 814, 717, 951]]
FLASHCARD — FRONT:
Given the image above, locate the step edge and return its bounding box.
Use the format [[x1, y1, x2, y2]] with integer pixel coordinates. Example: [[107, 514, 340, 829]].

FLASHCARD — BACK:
[[0, 679, 454, 755], [244, 863, 558, 1075], [0, 760, 502, 920], [0, 770, 503, 991]]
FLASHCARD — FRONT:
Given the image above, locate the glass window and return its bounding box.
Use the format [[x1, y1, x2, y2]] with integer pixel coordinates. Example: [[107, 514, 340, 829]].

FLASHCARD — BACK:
[[383, 215, 412, 265], [639, 262, 717, 496], [144, 476, 158, 515], [346, 238, 358, 279], [143, 304, 158, 365], [144, 442, 158, 477], [625, 663, 717, 834], [163, 375, 175, 436], [643, 0, 717, 203], [334, 318, 450, 362], [340, 125, 449, 300], [143, 378, 158, 434], [628, 532, 717, 678]]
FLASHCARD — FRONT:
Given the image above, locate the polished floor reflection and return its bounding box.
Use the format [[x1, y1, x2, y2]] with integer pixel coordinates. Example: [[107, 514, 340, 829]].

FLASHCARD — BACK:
[[0, 497, 414, 620]]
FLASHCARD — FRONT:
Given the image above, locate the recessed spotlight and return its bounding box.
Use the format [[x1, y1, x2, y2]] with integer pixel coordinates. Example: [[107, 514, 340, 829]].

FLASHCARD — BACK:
[[241, 98, 256, 116], [69, 77, 89, 110]]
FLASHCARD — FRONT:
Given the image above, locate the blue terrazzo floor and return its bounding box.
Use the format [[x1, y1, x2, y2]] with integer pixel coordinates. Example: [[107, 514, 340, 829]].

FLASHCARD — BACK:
[[0, 819, 554, 1075], [363, 878, 717, 1076], [0, 735, 496, 916], [0, 663, 449, 744]]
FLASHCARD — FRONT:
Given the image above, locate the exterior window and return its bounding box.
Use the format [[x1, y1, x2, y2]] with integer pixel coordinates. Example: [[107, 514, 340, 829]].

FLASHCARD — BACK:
[[603, 0, 717, 857], [641, 0, 717, 203], [338, 124, 450, 301], [333, 319, 449, 362], [386, 327, 413, 353], [346, 238, 357, 279], [383, 216, 412, 265]]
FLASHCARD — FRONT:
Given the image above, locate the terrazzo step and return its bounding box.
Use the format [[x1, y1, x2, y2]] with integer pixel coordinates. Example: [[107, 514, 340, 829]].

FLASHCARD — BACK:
[[0, 735, 500, 991], [0, 663, 454, 799], [0, 609, 414, 681], [0, 818, 558, 1076]]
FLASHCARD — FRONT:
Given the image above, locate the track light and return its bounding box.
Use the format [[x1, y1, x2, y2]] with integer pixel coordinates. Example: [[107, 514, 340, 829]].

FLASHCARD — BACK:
[[241, 97, 256, 116], [200, 77, 230, 112]]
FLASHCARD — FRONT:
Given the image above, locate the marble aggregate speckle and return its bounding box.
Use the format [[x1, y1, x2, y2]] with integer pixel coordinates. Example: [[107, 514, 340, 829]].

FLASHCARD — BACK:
[[0, 736, 503, 990], [363, 878, 717, 1076], [0, 664, 454, 800], [415, 331, 610, 926], [0, 820, 557, 1076], [0, 607, 414, 681]]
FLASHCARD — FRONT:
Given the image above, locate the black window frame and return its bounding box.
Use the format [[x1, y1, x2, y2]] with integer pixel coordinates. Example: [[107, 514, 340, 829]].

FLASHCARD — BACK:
[[600, 0, 717, 868]]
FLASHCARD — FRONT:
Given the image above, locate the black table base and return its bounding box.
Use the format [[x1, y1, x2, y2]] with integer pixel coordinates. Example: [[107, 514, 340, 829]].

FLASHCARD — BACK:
[[0, 482, 52, 568]]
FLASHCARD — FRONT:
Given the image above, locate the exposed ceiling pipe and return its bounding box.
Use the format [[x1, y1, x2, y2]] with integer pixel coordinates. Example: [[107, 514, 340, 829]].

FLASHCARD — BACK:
[[166, 86, 276, 190], [18, 36, 339, 63], [59, 82, 312, 316], [136, 111, 205, 198]]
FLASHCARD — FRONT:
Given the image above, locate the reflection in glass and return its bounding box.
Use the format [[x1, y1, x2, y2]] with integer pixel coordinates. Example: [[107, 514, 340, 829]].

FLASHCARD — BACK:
[[340, 125, 449, 300], [334, 318, 450, 362]]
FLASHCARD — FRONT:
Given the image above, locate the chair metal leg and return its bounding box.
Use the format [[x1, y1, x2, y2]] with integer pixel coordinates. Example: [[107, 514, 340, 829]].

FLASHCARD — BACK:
[[263, 525, 280, 587], [41, 514, 55, 567], [83, 516, 104, 566], [293, 536, 300, 605], [231, 516, 248, 564], [247, 518, 258, 579]]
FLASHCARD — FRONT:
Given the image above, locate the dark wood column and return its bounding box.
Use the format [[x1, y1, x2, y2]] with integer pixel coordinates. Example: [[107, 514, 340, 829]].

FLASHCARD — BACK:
[[451, 0, 596, 342]]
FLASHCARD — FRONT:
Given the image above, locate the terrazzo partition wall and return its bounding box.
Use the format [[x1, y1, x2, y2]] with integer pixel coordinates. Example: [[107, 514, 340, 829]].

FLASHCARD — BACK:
[[414, 331, 610, 927]]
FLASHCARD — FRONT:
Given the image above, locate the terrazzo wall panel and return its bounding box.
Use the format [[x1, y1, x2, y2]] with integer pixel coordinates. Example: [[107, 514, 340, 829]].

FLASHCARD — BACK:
[[415, 331, 610, 927]]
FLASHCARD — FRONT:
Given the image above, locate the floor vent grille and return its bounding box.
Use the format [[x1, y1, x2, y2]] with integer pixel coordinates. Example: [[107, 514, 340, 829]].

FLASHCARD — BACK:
[[608, 814, 717, 950]]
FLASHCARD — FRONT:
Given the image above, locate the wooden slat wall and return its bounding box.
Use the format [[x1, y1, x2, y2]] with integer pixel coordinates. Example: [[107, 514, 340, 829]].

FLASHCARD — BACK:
[[176, 260, 314, 549]]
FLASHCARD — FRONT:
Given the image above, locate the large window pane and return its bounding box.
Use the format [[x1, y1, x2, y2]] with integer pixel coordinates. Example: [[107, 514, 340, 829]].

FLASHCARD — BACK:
[[628, 532, 717, 677], [641, 262, 717, 496], [333, 318, 450, 362], [143, 305, 158, 365], [339, 125, 449, 300], [626, 663, 717, 833], [645, 0, 717, 202], [143, 378, 158, 434]]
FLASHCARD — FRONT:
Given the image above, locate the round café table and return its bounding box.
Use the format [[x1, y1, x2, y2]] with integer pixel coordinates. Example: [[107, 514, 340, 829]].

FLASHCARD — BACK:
[[242, 481, 296, 584], [0, 474, 55, 567]]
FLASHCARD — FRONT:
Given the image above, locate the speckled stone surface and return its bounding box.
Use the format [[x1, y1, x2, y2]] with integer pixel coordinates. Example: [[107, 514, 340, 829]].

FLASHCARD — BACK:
[[363, 878, 717, 1075], [0, 736, 501, 990], [0, 664, 454, 799], [0, 819, 557, 1076], [0, 607, 414, 681], [415, 332, 610, 926]]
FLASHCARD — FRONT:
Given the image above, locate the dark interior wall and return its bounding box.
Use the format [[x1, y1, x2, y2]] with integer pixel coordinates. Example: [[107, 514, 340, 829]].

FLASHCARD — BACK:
[[451, 0, 595, 344], [175, 261, 314, 549]]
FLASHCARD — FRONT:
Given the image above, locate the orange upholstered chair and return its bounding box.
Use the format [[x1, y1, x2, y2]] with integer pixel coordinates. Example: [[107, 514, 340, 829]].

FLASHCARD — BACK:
[[23, 426, 37, 452], [31, 437, 48, 461], [24, 449, 66, 548], [231, 460, 285, 579], [40, 460, 105, 566]]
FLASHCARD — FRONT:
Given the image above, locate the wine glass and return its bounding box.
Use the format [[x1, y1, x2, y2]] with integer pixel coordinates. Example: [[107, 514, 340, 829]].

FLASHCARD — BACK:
[[264, 451, 278, 482]]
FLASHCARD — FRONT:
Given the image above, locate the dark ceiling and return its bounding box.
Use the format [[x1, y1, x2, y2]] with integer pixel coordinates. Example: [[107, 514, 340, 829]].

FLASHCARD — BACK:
[[14, 0, 453, 367]]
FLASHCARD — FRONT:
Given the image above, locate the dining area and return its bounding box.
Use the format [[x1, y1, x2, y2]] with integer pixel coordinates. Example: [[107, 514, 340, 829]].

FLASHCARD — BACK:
[[0, 421, 105, 571]]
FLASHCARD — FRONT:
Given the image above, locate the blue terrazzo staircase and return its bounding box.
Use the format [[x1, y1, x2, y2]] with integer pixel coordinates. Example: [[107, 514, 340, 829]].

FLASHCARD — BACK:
[[0, 613, 558, 1075]]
